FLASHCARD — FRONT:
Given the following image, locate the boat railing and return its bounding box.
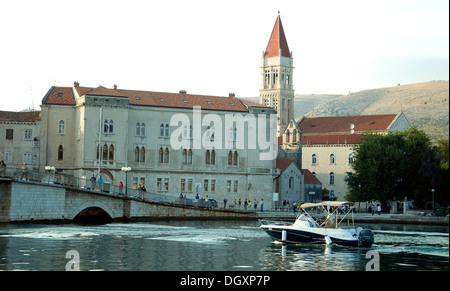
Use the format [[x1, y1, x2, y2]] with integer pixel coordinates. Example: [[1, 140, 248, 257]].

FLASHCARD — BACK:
[[259, 219, 293, 226]]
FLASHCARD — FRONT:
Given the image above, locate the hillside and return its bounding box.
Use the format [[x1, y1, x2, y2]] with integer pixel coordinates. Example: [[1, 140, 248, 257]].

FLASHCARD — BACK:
[[306, 81, 449, 141], [244, 81, 449, 141]]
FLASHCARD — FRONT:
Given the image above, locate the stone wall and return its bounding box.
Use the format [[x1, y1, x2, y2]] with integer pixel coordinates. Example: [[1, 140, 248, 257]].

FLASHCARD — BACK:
[[0, 180, 254, 223]]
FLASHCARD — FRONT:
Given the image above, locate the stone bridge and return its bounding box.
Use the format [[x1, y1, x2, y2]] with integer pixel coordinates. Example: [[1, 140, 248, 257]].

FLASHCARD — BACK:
[[0, 179, 254, 223]]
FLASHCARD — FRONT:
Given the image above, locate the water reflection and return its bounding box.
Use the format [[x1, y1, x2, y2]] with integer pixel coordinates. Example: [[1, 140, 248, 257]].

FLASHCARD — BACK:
[[0, 221, 448, 271]]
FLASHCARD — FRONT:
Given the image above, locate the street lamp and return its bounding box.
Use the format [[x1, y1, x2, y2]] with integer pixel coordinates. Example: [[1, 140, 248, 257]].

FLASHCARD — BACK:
[[358, 184, 361, 212], [121, 167, 131, 197], [431, 188, 435, 215]]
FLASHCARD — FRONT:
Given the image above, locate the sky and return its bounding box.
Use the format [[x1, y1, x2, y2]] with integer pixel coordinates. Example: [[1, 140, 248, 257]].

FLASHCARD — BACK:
[[1, 0, 448, 112]]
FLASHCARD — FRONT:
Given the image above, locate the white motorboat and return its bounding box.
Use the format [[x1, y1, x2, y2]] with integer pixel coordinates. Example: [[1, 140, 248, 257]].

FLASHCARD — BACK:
[[260, 201, 374, 247]]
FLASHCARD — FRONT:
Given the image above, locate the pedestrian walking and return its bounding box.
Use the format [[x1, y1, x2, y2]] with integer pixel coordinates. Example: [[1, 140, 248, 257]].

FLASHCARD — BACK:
[[377, 204, 381, 215], [90, 174, 96, 190], [260, 199, 264, 212], [118, 180, 124, 195]]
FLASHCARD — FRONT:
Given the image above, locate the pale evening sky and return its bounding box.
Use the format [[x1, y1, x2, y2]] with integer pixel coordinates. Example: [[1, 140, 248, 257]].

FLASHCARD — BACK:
[[0, 0, 448, 111]]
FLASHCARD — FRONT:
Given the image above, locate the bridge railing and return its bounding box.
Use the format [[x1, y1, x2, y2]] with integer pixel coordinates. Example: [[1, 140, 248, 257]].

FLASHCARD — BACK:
[[0, 167, 229, 210]]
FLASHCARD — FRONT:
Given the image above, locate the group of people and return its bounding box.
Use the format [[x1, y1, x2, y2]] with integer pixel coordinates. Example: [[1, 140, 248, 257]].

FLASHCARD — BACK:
[[369, 204, 382, 215], [230, 198, 265, 212]]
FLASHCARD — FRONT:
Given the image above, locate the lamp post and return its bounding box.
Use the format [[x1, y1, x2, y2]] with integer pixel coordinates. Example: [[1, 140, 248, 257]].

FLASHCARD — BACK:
[[358, 184, 361, 212], [431, 188, 435, 215], [121, 167, 131, 197]]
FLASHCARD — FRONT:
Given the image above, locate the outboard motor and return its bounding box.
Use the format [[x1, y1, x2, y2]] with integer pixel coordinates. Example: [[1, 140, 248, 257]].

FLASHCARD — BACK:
[[359, 229, 375, 247]]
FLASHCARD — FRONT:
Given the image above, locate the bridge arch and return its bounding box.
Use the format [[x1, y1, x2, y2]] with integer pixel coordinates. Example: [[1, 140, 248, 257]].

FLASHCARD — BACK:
[[73, 207, 113, 224], [71, 201, 116, 224]]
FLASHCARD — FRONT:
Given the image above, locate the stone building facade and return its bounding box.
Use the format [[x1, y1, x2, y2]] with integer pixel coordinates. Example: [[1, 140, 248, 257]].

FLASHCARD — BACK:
[[281, 113, 411, 200], [37, 83, 280, 208], [0, 111, 41, 169]]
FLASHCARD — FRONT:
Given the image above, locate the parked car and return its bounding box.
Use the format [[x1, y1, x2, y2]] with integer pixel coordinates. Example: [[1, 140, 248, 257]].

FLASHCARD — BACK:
[[194, 199, 218, 209]]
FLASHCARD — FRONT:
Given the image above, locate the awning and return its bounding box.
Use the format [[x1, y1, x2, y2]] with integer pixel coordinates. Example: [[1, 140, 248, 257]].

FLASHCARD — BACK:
[[300, 201, 354, 209]]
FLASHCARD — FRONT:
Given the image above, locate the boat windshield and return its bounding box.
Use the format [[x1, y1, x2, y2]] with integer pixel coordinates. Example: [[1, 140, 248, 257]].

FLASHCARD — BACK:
[[299, 201, 355, 228]]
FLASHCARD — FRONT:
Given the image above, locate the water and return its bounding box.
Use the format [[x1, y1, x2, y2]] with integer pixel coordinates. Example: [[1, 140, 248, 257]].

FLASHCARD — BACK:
[[0, 220, 448, 271]]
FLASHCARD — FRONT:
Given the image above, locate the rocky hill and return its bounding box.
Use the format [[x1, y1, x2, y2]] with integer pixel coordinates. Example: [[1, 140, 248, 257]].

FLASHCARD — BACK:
[[245, 81, 449, 141]]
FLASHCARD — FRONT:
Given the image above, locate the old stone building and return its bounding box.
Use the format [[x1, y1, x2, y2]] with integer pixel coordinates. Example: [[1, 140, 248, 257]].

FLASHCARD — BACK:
[[0, 111, 41, 169], [281, 113, 411, 200], [37, 83, 279, 207]]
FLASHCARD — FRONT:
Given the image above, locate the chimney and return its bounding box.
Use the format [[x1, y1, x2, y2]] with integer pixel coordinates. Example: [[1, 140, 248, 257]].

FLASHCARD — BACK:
[[228, 92, 235, 97], [73, 81, 80, 87], [113, 84, 118, 90], [179, 90, 187, 94]]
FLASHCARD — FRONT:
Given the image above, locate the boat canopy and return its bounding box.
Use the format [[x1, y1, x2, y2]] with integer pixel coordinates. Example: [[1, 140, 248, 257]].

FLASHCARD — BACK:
[[300, 201, 354, 209]]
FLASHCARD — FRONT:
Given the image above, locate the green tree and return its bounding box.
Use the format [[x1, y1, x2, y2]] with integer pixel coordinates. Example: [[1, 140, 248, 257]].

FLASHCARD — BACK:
[[345, 128, 442, 208]]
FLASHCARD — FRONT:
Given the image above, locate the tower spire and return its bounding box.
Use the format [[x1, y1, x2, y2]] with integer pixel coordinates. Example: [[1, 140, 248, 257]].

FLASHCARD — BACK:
[[264, 12, 290, 58], [260, 13, 295, 136]]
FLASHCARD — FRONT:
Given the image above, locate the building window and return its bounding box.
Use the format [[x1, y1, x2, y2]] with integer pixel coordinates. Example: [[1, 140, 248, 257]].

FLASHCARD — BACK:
[[205, 149, 216, 165], [329, 172, 335, 185], [136, 122, 146, 137], [204, 179, 209, 192], [135, 146, 140, 162], [102, 144, 108, 161], [109, 144, 115, 161], [227, 180, 231, 192], [164, 147, 170, 163], [104, 119, 113, 134], [211, 150, 215, 165], [58, 145, 64, 161], [228, 151, 233, 166], [233, 180, 238, 192], [157, 178, 162, 191], [210, 179, 215, 192], [312, 154, 317, 165], [6, 129, 13, 140], [58, 121, 65, 134], [23, 153, 32, 164], [289, 177, 293, 189], [187, 179, 193, 192], [159, 147, 170, 163], [24, 129, 32, 140], [5, 152, 12, 163], [159, 147, 164, 163], [140, 146, 145, 162], [181, 179, 186, 191], [160, 124, 165, 137], [165, 124, 170, 138], [164, 178, 169, 191], [233, 151, 239, 166], [330, 154, 335, 164]]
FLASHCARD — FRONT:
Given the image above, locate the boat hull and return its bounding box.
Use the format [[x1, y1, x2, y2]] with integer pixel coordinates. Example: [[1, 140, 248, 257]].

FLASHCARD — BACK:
[[261, 225, 373, 247]]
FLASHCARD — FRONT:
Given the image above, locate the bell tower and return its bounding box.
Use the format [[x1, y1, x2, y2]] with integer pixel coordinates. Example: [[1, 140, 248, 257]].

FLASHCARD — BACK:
[[260, 12, 295, 136]]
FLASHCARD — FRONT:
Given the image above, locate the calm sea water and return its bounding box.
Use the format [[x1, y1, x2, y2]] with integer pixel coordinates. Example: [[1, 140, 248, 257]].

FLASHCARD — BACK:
[[0, 220, 448, 271]]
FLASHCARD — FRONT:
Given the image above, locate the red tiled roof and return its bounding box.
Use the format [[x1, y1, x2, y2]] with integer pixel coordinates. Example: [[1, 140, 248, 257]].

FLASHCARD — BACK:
[[302, 134, 361, 145], [42, 85, 273, 113], [0, 110, 41, 123], [264, 14, 291, 58], [42, 87, 76, 106], [276, 158, 294, 172], [302, 169, 322, 184], [298, 114, 398, 134]]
